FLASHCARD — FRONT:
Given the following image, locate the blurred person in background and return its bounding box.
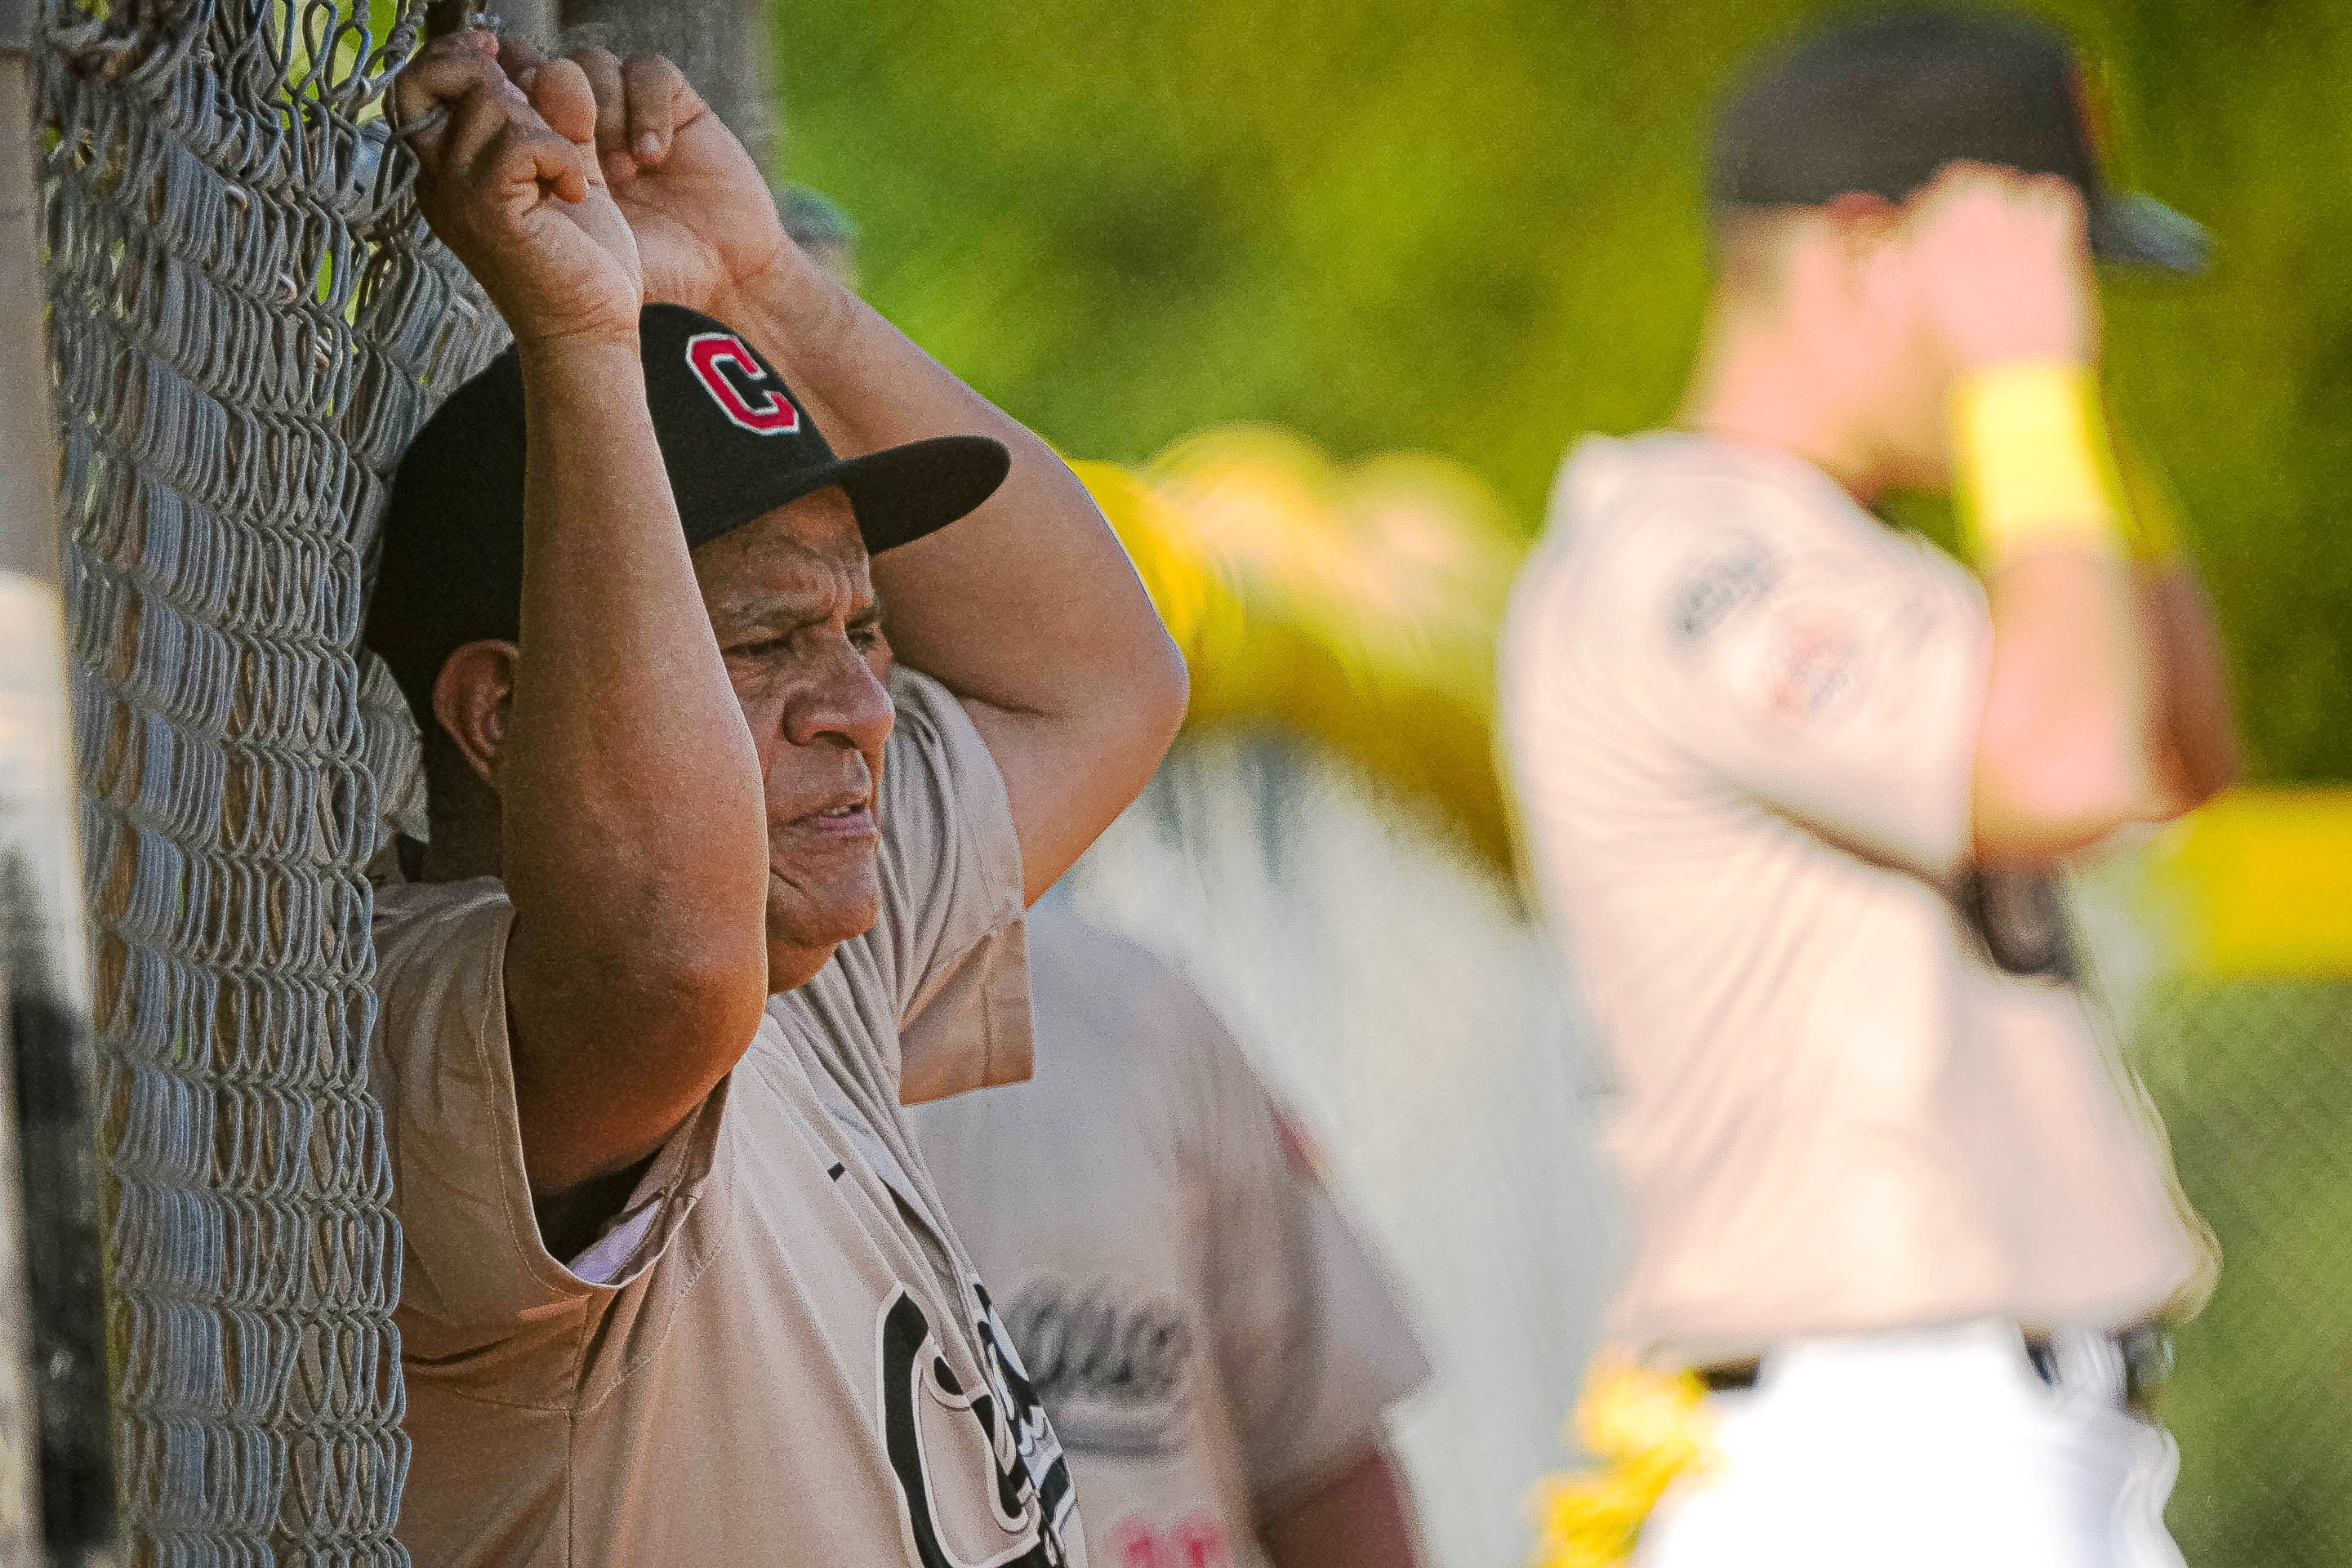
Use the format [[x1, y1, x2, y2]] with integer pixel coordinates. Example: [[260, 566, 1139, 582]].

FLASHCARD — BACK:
[[791, 185, 1432, 1568], [914, 898, 1432, 1568], [1501, 9, 2236, 1566], [782, 181, 862, 291]]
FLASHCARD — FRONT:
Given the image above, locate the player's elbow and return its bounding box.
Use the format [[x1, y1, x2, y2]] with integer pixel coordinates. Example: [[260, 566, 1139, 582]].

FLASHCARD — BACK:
[[1130, 617, 1192, 756], [2180, 751, 2238, 811], [1078, 617, 1191, 785], [1971, 724, 2168, 866], [2164, 719, 2242, 816], [659, 933, 774, 1032], [1259, 1444, 1425, 1568], [510, 938, 769, 1196]]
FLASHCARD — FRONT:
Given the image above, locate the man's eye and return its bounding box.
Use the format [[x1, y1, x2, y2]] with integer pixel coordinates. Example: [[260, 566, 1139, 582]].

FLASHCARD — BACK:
[[728, 635, 786, 660], [850, 624, 887, 651]]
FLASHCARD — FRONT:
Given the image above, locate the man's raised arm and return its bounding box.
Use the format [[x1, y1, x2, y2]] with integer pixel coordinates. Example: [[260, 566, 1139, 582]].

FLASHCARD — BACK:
[[1908, 168, 2179, 866], [393, 38, 770, 1196], [571, 50, 1187, 899], [742, 258, 1188, 900]]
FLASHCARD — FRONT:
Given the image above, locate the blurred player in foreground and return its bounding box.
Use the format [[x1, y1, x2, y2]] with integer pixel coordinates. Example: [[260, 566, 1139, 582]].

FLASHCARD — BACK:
[[1502, 10, 2236, 1566], [784, 187, 1432, 1568], [914, 898, 1431, 1568]]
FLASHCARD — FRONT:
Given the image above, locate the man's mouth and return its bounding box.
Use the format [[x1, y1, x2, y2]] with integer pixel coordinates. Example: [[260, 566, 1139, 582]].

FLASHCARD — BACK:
[[791, 799, 876, 838]]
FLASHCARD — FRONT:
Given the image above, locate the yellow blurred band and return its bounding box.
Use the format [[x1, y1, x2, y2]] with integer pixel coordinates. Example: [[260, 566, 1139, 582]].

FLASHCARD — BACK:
[[1951, 360, 2128, 564], [1074, 434, 1521, 877], [2148, 790, 2352, 978], [1069, 459, 1243, 677]]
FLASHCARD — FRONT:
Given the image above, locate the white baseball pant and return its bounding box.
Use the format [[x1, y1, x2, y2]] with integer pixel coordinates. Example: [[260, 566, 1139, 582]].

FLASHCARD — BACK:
[[1633, 1319, 2186, 1568]]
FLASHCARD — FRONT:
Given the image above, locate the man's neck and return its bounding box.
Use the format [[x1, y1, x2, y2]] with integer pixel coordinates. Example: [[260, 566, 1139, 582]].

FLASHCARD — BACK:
[[767, 942, 834, 996], [418, 810, 501, 884], [1677, 310, 1887, 503]]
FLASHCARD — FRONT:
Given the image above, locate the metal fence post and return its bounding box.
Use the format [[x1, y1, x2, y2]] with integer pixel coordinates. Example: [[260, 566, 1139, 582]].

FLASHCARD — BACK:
[[555, 0, 779, 172], [0, 0, 52, 588], [0, 0, 118, 1560], [0, 0, 59, 1551]]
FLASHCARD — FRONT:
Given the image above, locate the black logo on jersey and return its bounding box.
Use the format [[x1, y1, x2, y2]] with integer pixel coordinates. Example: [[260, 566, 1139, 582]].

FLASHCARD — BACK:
[[1672, 541, 1780, 647], [1000, 1280, 1196, 1458], [878, 1285, 1077, 1567]]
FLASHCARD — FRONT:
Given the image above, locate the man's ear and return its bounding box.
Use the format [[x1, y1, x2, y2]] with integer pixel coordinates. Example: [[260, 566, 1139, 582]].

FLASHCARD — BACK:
[[1826, 193, 1905, 285], [1835, 195, 1922, 332], [1827, 190, 1901, 240], [431, 640, 519, 790]]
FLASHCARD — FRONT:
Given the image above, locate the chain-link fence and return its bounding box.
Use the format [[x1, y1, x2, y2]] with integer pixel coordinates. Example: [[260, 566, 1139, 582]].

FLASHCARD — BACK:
[[2133, 979, 2352, 1568], [38, 2, 501, 1559]]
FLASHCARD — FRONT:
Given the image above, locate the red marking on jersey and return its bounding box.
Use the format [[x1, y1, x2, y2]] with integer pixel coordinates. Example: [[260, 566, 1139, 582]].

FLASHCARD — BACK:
[[1171, 1517, 1232, 1568], [685, 332, 801, 434], [1106, 1514, 1232, 1568], [1765, 615, 1860, 725]]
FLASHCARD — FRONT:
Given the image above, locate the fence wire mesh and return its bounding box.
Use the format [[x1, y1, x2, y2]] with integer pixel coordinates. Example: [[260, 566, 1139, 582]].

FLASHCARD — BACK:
[[2130, 978, 2352, 1568], [37, 2, 500, 1559]]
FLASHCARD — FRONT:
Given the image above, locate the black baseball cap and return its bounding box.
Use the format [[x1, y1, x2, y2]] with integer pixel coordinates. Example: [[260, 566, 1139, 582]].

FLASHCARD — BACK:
[[1709, 7, 2208, 273], [367, 302, 1009, 716]]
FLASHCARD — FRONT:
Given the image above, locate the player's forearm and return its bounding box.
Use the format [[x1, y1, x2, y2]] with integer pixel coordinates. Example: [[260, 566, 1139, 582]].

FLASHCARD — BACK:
[[502, 338, 770, 1186], [2111, 427, 2238, 811], [1956, 363, 2171, 864], [719, 248, 1187, 891], [2140, 564, 2240, 809], [1260, 1446, 1424, 1568], [1972, 547, 2167, 862]]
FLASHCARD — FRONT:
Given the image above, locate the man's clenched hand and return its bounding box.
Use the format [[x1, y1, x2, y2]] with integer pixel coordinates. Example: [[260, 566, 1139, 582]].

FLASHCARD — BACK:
[[1907, 161, 2100, 374], [501, 40, 796, 318], [394, 31, 644, 349]]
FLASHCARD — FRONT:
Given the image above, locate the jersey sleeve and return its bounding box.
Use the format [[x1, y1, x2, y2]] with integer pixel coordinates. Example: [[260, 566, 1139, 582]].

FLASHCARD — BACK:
[[872, 666, 1035, 1103], [1184, 1006, 1431, 1508], [1628, 512, 1992, 879], [371, 881, 730, 1396]]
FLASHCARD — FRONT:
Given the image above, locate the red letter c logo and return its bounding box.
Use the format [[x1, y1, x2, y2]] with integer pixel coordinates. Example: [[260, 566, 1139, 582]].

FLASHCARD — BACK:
[[685, 332, 802, 434]]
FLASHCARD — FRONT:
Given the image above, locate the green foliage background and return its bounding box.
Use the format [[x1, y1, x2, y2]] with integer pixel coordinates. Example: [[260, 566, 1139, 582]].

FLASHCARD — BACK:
[[772, 5, 2352, 1563], [773, 0, 2352, 785]]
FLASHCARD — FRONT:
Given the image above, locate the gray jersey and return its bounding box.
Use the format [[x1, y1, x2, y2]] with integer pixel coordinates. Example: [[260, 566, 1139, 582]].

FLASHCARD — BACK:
[[1499, 431, 2209, 1362], [912, 904, 1428, 1568]]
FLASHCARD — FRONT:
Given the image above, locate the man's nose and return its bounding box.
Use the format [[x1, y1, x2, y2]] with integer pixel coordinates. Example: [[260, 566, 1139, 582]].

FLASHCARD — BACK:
[[780, 644, 894, 753]]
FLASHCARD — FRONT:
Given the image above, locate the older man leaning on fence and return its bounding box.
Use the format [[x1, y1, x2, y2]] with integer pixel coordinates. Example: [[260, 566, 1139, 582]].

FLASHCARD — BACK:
[[362, 31, 1184, 1566]]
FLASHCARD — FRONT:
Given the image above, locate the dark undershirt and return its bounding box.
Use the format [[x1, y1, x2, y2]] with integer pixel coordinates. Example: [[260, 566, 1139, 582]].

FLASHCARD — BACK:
[[532, 1155, 658, 1265]]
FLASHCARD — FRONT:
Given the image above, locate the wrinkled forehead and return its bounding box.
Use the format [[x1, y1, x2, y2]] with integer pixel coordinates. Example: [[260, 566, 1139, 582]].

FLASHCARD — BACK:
[[692, 487, 874, 626]]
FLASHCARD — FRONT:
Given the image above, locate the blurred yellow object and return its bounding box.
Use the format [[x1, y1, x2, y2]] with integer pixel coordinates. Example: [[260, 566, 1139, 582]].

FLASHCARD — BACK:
[[2146, 790, 2352, 978], [1527, 1355, 1717, 1568], [1076, 428, 1523, 875]]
